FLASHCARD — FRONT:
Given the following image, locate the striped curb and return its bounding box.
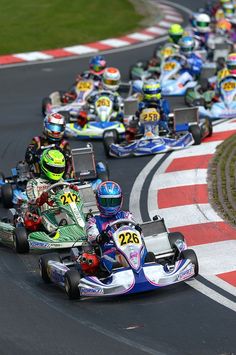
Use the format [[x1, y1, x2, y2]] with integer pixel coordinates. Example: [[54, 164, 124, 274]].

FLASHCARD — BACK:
[[0, 3, 183, 66], [147, 120, 236, 294]]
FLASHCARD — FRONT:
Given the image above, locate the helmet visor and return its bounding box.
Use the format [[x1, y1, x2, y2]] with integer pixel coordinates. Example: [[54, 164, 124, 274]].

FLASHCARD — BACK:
[[42, 161, 65, 174], [196, 21, 209, 28], [98, 196, 122, 208], [170, 33, 182, 43], [228, 63, 236, 70], [103, 79, 119, 86], [92, 64, 105, 72], [45, 123, 65, 133]]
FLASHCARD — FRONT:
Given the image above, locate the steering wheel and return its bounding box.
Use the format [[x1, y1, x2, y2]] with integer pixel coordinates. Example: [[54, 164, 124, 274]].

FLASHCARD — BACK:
[[45, 181, 73, 195]]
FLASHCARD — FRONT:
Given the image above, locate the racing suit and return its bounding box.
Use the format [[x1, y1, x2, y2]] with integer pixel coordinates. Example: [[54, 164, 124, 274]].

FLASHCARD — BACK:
[[86, 211, 134, 273], [25, 136, 73, 178], [136, 99, 170, 133], [180, 52, 203, 79]]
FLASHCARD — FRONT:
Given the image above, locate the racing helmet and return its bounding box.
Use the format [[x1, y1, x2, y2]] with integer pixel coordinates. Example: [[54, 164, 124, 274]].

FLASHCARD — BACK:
[[226, 53, 236, 74], [44, 113, 66, 141], [222, 2, 235, 18], [40, 149, 65, 182], [142, 80, 161, 101], [102, 67, 121, 91], [195, 13, 211, 33], [96, 181, 123, 216], [168, 24, 184, 44], [216, 18, 232, 33], [179, 36, 195, 55], [89, 55, 107, 75]]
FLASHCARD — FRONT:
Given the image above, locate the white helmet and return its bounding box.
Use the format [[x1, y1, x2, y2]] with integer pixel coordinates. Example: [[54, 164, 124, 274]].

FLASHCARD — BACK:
[[195, 13, 211, 33], [102, 67, 121, 91]]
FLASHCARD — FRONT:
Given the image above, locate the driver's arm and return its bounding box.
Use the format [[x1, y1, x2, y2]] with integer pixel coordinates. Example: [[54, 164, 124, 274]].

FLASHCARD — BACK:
[[86, 216, 100, 244]]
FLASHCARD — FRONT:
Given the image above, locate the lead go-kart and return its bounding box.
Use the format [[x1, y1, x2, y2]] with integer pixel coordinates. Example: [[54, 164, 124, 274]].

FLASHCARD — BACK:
[[0, 181, 98, 253], [0, 144, 109, 209], [103, 104, 213, 157], [64, 91, 125, 139], [39, 217, 199, 299]]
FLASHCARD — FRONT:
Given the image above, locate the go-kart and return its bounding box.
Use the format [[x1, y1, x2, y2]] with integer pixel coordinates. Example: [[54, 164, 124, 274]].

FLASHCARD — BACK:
[[42, 79, 95, 119], [159, 54, 200, 96], [103, 103, 212, 157], [0, 145, 108, 208], [198, 75, 236, 119], [129, 43, 179, 81], [65, 91, 125, 139], [0, 182, 98, 253], [39, 217, 199, 299]]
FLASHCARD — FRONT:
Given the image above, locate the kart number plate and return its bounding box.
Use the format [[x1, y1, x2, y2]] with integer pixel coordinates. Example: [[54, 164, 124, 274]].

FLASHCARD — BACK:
[[222, 81, 236, 91], [118, 231, 141, 246], [96, 98, 111, 107], [140, 109, 160, 122], [163, 62, 176, 71], [60, 192, 80, 205], [162, 48, 174, 57], [77, 81, 93, 91]]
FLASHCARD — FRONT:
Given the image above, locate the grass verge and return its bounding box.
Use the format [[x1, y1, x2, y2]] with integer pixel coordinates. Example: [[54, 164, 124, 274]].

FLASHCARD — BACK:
[[0, 0, 144, 54]]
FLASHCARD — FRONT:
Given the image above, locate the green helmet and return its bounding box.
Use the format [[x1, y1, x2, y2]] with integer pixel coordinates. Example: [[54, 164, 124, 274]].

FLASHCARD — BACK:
[[168, 24, 184, 44], [40, 149, 65, 181]]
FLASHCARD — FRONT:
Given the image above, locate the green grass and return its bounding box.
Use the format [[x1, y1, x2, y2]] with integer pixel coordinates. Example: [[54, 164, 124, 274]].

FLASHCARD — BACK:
[[0, 0, 144, 54]]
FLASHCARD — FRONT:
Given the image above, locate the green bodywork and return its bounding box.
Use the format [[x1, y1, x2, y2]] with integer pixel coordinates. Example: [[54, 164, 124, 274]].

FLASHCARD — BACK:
[[185, 86, 216, 108]]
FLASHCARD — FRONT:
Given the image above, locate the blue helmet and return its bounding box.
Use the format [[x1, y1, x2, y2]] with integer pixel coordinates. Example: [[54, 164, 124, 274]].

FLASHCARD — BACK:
[[96, 181, 123, 216], [179, 36, 195, 55], [89, 55, 107, 74]]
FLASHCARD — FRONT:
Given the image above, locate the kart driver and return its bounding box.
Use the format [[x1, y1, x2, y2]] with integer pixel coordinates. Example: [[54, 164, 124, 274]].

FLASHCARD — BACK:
[[85, 181, 135, 275], [25, 113, 73, 179], [76, 67, 124, 127], [179, 35, 203, 78]]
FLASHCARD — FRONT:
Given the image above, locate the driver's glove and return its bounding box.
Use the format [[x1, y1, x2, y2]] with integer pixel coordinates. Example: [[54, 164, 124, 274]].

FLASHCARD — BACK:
[[70, 184, 79, 192], [96, 231, 110, 244], [36, 191, 49, 206]]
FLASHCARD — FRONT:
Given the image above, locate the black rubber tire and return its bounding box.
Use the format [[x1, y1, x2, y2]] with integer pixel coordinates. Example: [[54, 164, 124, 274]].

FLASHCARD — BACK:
[[207, 118, 213, 137], [180, 249, 199, 276], [42, 97, 52, 116], [145, 251, 156, 263], [13, 227, 29, 254], [189, 125, 202, 145], [216, 57, 225, 70], [2, 183, 13, 208], [199, 78, 209, 92], [64, 270, 81, 300], [103, 130, 118, 157], [39, 253, 61, 283], [168, 232, 185, 249]]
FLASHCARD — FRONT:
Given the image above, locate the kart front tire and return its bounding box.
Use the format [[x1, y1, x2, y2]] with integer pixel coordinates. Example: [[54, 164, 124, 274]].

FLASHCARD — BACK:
[[13, 227, 29, 254], [39, 253, 61, 283], [103, 130, 118, 157], [2, 183, 13, 208], [64, 270, 81, 300], [180, 249, 199, 277], [189, 125, 202, 145]]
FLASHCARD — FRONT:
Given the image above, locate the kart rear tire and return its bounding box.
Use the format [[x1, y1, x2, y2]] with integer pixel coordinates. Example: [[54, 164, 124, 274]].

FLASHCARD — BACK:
[[103, 130, 118, 157], [42, 97, 52, 116], [65, 270, 81, 300], [39, 253, 61, 283], [189, 125, 202, 145], [180, 249, 199, 277], [13, 227, 29, 254], [206, 118, 213, 137], [2, 183, 13, 208], [168, 232, 185, 249]]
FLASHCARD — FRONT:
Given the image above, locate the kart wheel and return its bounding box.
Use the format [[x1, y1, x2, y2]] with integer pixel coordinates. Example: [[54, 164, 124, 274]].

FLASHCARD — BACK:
[[2, 183, 13, 208], [42, 97, 52, 116], [39, 253, 61, 283], [216, 57, 225, 70], [189, 125, 202, 145], [103, 130, 118, 157], [0, 171, 5, 182], [145, 252, 155, 263], [206, 118, 213, 137], [168, 232, 185, 249], [180, 249, 199, 277], [13, 227, 29, 254], [64, 270, 81, 300]]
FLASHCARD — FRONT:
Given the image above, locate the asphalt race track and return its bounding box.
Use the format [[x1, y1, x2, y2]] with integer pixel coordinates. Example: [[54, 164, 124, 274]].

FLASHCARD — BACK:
[[0, 1, 236, 354]]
